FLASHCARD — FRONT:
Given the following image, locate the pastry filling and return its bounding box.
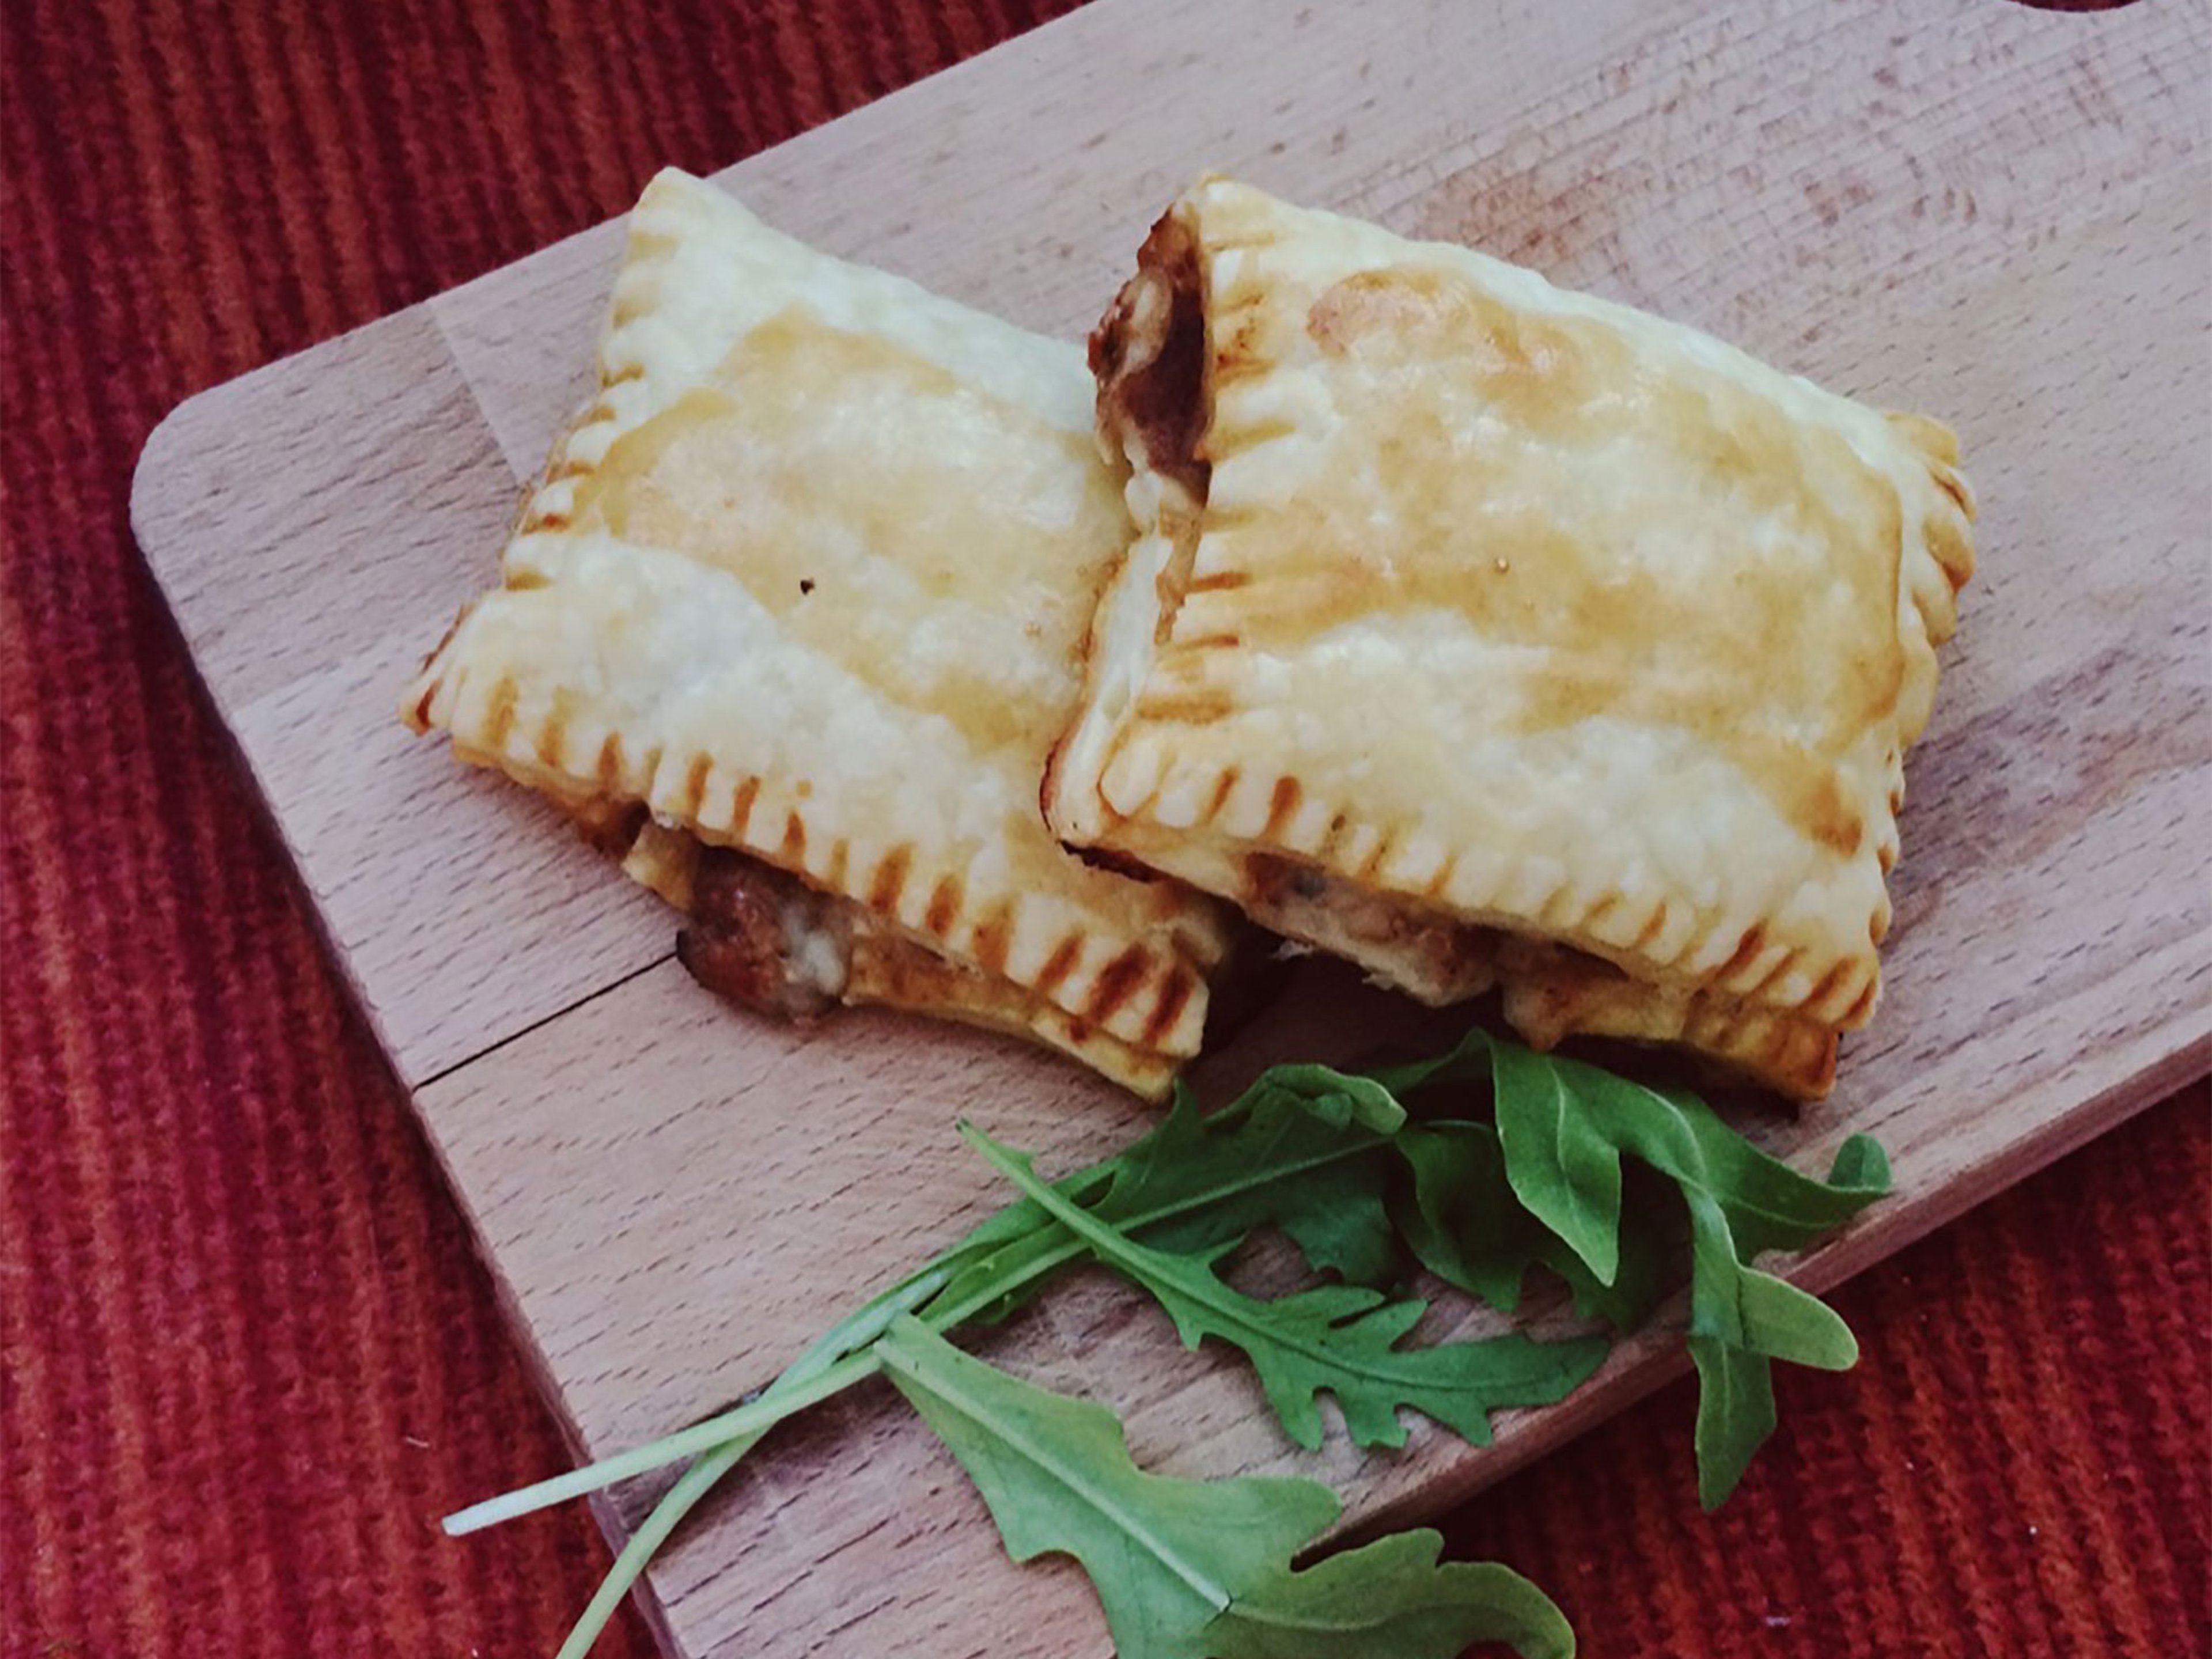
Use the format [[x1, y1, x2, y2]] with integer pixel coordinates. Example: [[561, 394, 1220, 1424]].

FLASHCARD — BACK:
[[677, 847, 853, 1020], [1092, 208, 1210, 502], [661, 840, 1179, 1086], [1241, 853, 1501, 1003], [681, 841, 1084, 1037], [1234, 849, 1831, 1095]]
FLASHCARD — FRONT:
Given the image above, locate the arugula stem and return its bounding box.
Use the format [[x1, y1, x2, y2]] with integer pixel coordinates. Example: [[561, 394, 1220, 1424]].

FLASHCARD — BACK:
[[441, 1249, 1085, 1536], [445, 1263, 955, 1536], [445, 1351, 884, 1535], [552, 1440, 753, 1659], [445, 1130, 1392, 1533]]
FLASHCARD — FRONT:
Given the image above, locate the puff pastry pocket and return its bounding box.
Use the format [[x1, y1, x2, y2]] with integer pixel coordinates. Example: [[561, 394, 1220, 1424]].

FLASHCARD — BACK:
[[403, 168, 1232, 1099], [1045, 177, 1975, 1100]]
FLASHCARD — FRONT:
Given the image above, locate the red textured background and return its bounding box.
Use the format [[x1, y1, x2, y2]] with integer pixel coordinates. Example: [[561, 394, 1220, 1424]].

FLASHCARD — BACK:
[[2, 1, 2205, 1654]]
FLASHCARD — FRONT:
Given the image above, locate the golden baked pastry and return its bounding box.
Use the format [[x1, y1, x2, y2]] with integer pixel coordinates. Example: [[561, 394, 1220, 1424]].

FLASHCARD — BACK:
[[404, 168, 1231, 1097], [1045, 177, 1975, 1099]]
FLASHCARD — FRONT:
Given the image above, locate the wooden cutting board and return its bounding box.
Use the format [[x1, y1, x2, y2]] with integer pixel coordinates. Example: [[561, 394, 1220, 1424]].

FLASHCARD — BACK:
[[130, 1, 2209, 1653]]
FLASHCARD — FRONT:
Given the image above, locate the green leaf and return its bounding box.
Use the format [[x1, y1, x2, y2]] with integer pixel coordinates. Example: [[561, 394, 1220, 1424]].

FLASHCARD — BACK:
[[967, 1127, 1605, 1451], [1475, 1031, 1888, 1508], [1244, 1063, 1411, 1134], [1207, 1531, 1575, 1659], [877, 1316, 1338, 1659], [1394, 1123, 1663, 1331], [1687, 1336, 1777, 1513], [1827, 1132, 1891, 1194], [1681, 1188, 1858, 1509], [1529, 1057, 1889, 1260], [922, 1069, 1407, 1330], [880, 1318, 1572, 1659], [1361, 1025, 1499, 1099], [1490, 1038, 1626, 1287], [1681, 1193, 1823, 1361], [1104, 1070, 1405, 1286], [1248, 1162, 1402, 1290], [1393, 1123, 1540, 1311], [1130, 1125, 1395, 1288]]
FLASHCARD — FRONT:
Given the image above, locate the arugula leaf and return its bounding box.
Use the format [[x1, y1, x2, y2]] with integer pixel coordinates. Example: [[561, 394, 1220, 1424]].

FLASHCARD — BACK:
[[878, 1317, 1572, 1659], [1066, 1070, 1406, 1286], [1206, 1532, 1575, 1659], [1546, 1067, 1890, 1262], [880, 1313, 1337, 1658], [1242, 1063, 1410, 1132], [1490, 1039, 1628, 1286], [1241, 1160, 1400, 1289], [1685, 1191, 1856, 1369], [1482, 1040, 1889, 1271], [1393, 1122, 1665, 1332], [1376, 1028, 1891, 1277], [1685, 1338, 1775, 1515], [1682, 1187, 1858, 1509], [1467, 1031, 1888, 1508], [966, 1126, 1607, 1451], [922, 1070, 1407, 1334], [1086, 1069, 1407, 1285], [1391, 1122, 1534, 1310]]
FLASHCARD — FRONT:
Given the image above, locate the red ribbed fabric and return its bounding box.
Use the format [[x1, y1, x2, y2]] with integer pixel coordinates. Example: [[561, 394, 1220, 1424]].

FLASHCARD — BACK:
[[2, 2, 2203, 1654]]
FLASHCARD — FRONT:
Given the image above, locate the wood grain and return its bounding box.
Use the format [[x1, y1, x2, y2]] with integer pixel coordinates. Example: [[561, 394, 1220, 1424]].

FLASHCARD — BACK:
[[128, 1, 2210, 1653]]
